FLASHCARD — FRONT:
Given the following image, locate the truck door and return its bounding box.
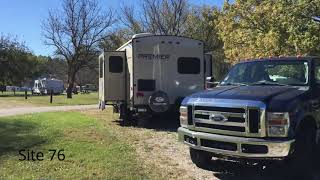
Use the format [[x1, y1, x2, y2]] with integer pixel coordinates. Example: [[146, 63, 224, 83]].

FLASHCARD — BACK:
[[102, 51, 126, 102]]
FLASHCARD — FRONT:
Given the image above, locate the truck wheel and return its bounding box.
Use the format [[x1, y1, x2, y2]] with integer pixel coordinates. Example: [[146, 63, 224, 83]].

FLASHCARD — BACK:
[[189, 148, 212, 169], [284, 123, 316, 177]]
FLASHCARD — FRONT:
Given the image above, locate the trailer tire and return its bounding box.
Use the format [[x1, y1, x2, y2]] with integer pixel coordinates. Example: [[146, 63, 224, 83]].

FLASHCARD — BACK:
[[148, 91, 170, 113], [190, 148, 212, 169], [119, 104, 134, 126]]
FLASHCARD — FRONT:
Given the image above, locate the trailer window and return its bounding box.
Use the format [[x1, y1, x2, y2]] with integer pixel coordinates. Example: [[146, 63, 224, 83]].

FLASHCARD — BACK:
[[109, 56, 123, 73], [138, 79, 155, 91], [178, 57, 200, 74], [99, 57, 103, 78]]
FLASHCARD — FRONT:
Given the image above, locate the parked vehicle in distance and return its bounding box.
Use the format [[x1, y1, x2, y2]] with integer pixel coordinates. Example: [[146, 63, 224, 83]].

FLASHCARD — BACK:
[[5, 86, 18, 91], [83, 84, 97, 92], [178, 56, 320, 175], [19, 87, 31, 91], [32, 78, 64, 95], [72, 86, 80, 94], [98, 33, 213, 123]]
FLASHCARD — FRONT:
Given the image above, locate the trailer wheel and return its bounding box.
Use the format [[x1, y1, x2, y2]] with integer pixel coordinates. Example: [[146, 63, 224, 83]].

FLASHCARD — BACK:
[[122, 111, 134, 126], [119, 104, 134, 126], [190, 148, 212, 169]]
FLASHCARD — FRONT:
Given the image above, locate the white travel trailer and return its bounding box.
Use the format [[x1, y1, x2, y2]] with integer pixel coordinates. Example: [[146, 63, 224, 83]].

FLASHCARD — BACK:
[[98, 33, 212, 122], [32, 78, 64, 95]]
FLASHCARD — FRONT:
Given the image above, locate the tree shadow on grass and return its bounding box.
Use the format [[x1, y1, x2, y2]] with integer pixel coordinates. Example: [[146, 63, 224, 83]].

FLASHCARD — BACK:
[[0, 119, 47, 157]]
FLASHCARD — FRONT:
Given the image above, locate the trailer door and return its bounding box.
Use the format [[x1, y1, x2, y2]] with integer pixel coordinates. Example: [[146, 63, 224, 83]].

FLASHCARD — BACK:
[[103, 51, 126, 102]]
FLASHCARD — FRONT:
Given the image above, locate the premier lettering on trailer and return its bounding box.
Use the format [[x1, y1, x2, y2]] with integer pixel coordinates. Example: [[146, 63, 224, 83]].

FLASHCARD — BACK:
[[138, 54, 170, 60]]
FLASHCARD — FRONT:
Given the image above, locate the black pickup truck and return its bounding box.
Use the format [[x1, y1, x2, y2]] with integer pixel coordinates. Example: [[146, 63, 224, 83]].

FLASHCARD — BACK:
[[178, 57, 320, 174]]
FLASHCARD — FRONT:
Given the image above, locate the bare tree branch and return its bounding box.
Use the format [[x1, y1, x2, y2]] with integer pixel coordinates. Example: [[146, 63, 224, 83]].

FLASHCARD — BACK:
[[42, 0, 115, 98], [120, 0, 189, 35]]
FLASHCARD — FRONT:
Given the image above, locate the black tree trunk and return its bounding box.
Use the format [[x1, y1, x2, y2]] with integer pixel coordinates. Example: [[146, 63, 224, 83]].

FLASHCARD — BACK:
[[66, 70, 76, 99]]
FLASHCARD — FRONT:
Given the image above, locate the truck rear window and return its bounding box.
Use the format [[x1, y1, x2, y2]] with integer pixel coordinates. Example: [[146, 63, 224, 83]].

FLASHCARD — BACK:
[[178, 57, 200, 74], [138, 79, 155, 91]]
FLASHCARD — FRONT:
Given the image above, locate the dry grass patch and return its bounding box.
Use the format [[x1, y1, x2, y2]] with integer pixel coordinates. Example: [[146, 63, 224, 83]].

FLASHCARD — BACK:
[[83, 108, 216, 180]]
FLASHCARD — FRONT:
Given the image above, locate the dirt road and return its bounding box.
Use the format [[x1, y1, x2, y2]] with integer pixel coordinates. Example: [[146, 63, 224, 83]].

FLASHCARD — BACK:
[[0, 104, 97, 117]]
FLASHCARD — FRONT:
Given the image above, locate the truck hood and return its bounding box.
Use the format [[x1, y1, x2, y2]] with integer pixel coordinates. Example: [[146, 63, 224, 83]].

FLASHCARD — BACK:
[[186, 85, 307, 105]]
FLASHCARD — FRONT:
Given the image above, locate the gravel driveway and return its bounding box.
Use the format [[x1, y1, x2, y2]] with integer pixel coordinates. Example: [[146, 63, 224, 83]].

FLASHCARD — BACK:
[[0, 104, 97, 117], [93, 111, 320, 180]]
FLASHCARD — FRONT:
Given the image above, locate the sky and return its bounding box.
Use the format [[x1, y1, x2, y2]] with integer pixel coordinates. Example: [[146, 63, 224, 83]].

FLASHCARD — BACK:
[[0, 0, 225, 56]]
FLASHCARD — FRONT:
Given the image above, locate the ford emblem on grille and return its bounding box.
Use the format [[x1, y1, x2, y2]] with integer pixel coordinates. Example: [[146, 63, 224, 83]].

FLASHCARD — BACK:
[[210, 114, 228, 122]]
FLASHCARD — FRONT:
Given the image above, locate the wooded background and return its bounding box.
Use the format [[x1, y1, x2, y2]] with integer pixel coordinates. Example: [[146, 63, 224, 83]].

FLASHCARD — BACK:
[[1, 0, 319, 97]]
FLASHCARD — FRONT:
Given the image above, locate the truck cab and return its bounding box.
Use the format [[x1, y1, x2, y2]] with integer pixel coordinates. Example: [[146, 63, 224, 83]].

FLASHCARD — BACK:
[[178, 57, 320, 174]]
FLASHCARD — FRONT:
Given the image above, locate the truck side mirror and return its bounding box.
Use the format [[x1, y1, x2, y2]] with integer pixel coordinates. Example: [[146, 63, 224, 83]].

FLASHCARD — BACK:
[[206, 76, 219, 89]]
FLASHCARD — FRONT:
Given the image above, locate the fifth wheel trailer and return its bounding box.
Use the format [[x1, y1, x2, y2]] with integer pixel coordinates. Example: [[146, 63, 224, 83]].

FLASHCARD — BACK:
[[98, 33, 213, 122]]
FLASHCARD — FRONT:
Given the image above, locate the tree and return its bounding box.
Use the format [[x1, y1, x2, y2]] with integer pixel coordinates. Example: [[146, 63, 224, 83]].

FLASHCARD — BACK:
[[75, 66, 98, 87], [43, 0, 115, 98], [0, 35, 43, 86], [184, 6, 229, 79], [185, 6, 222, 52], [217, 0, 320, 63], [100, 29, 129, 51], [39, 57, 68, 81], [121, 0, 190, 35]]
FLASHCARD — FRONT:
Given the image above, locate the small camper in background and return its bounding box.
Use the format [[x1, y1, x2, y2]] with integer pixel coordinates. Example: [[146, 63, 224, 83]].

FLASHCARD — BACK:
[[32, 78, 64, 95], [98, 33, 213, 123]]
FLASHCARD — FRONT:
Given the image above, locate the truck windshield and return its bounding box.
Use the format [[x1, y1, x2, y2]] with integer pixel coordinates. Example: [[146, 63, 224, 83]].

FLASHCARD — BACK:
[[220, 60, 309, 86]]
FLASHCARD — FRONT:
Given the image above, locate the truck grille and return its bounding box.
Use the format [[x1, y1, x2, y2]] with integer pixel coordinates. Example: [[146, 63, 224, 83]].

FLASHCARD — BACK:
[[193, 105, 263, 137]]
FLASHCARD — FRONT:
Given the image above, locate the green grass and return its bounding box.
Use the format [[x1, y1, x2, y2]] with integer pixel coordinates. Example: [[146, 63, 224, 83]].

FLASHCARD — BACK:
[[0, 92, 98, 107], [0, 112, 150, 179]]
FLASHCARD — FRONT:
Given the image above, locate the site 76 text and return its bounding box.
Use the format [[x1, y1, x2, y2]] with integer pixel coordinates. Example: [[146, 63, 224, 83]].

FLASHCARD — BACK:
[[19, 149, 65, 161]]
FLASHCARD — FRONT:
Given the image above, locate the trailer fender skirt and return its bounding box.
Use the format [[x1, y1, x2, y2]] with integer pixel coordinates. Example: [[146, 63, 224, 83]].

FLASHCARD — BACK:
[[148, 91, 170, 113]]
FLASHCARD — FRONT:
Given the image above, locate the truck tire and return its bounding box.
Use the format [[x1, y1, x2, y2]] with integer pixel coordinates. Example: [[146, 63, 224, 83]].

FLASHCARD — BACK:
[[284, 122, 316, 177], [148, 91, 170, 113], [189, 148, 212, 169]]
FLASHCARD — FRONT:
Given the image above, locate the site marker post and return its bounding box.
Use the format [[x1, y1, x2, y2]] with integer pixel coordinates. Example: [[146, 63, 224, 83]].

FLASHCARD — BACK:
[[50, 90, 53, 104]]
